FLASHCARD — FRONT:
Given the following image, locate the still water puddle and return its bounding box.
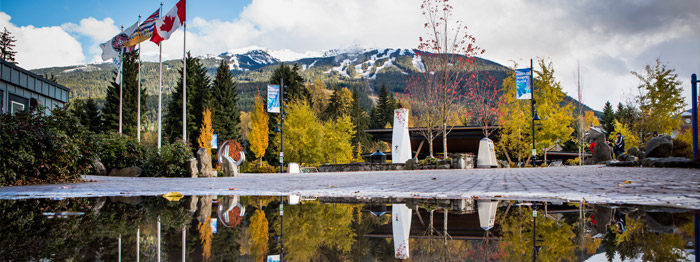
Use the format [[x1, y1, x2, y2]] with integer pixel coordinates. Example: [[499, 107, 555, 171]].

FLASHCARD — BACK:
[[0, 195, 696, 261]]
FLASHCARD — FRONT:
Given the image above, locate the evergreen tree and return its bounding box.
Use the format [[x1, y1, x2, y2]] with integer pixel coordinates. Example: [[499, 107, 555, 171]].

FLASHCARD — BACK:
[[211, 59, 241, 142], [0, 27, 17, 64], [601, 101, 615, 136], [102, 51, 147, 137], [164, 52, 211, 146], [370, 84, 397, 129], [323, 85, 353, 121], [350, 87, 371, 154]]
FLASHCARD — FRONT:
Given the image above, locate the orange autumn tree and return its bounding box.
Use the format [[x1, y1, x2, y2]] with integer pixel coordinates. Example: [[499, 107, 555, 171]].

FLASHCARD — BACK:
[[198, 108, 214, 155]]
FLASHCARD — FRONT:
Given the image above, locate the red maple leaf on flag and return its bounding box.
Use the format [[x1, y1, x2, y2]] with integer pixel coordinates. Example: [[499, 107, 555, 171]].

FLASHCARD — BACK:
[[160, 16, 175, 32]]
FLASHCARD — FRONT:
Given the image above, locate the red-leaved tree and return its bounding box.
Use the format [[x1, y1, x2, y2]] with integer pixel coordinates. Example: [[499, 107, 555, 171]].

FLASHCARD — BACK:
[[465, 71, 503, 137], [407, 0, 485, 158]]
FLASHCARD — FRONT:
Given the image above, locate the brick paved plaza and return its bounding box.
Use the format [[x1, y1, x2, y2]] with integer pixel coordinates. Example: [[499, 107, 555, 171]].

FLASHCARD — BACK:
[[1, 166, 698, 209]]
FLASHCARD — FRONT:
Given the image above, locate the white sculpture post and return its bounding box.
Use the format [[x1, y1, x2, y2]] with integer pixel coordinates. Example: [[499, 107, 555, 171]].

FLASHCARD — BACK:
[[392, 203, 412, 259], [392, 108, 412, 164]]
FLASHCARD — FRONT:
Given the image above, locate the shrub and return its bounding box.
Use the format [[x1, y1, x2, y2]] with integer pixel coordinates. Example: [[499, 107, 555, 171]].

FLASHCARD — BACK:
[[143, 140, 194, 177], [248, 161, 278, 173], [0, 108, 96, 186], [95, 133, 147, 172], [671, 138, 692, 159]]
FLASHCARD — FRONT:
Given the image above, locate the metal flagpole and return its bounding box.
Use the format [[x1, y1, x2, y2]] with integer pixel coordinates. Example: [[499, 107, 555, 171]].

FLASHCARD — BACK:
[[182, 225, 186, 262], [137, 15, 141, 142], [531, 59, 536, 166], [183, 21, 187, 142], [119, 25, 123, 134], [158, 3, 163, 149], [118, 234, 122, 262], [157, 216, 161, 262]]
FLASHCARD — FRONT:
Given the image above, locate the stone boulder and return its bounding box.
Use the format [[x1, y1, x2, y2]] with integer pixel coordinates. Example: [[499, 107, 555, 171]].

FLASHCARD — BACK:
[[606, 160, 637, 167], [188, 157, 199, 177], [646, 136, 673, 158], [109, 166, 143, 177], [616, 153, 628, 161], [627, 147, 639, 157], [222, 156, 239, 177], [405, 158, 417, 170], [196, 148, 214, 177], [625, 155, 638, 162], [91, 160, 106, 176], [640, 157, 696, 168], [591, 132, 612, 163], [638, 152, 646, 160]]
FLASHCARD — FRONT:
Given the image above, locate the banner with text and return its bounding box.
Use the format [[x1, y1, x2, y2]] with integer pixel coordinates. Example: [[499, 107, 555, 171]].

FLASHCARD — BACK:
[[267, 85, 281, 113], [515, 68, 532, 100]]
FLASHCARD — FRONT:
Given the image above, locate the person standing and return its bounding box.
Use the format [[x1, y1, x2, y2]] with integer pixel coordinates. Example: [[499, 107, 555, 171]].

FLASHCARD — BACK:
[[613, 132, 625, 159]]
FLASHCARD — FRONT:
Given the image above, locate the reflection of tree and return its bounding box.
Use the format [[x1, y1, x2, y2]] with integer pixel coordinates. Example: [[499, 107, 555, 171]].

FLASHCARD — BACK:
[[272, 202, 356, 262], [198, 216, 214, 261], [500, 206, 575, 261], [463, 232, 506, 261], [250, 209, 269, 262], [614, 214, 687, 261]]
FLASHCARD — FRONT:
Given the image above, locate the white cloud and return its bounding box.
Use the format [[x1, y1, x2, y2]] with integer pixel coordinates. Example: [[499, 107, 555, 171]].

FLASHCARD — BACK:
[[62, 17, 120, 63], [0, 12, 85, 69]]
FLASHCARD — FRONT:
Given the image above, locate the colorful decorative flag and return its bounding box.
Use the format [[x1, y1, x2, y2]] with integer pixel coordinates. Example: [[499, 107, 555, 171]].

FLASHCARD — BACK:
[[150, 0, 186, 45], [99, 21, 138, 61], [267, 85, 280, 113], [123, 8, 160, 48], [515, 68, 532, 100]]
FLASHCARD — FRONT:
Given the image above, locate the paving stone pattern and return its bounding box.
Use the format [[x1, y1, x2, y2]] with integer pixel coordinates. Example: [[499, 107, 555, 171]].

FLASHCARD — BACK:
[[1, 166, 698, 210]]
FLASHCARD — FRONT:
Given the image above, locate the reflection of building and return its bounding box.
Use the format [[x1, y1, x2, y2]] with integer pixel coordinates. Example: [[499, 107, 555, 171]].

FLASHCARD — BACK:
[[0, 59, 70, 115]]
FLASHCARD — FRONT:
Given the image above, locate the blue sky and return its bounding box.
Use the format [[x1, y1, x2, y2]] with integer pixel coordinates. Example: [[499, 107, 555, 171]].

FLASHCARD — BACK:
[[0, 0, 698, 110]]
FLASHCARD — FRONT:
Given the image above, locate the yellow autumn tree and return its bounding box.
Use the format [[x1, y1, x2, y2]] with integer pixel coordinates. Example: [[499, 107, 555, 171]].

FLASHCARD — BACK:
[[322, 114, 356, 164], [249, 97, 269, 165], [534, 59, 575, 162], [278, 100, 323, 165], [249, 209, 269, 262], [608, 119, 640, 152], [197, 108, 214, 155], [497, 68, 532, 165], [583, 111, 600, 129], [500, 206, 575, 262]]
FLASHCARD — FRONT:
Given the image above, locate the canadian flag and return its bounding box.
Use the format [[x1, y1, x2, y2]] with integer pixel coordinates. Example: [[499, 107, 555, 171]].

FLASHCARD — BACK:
[[150, 0, 186, 45]]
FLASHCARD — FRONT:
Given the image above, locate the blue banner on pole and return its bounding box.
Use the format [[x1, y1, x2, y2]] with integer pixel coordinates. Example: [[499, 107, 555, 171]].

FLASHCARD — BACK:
[[515, 68, 532, 100], [267, 85, 280, 113]]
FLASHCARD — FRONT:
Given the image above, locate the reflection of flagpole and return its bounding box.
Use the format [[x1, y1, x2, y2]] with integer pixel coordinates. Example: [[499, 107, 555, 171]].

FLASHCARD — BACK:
[[158, 3, 163, 149], [137, 15, 141, 142], [119, 25, 123, 135], [183, 20, 187, 142], [136, 226, 140, 262]]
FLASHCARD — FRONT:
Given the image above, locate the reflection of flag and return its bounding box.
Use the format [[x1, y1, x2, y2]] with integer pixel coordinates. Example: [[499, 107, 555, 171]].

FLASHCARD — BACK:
[[124, 8, 159, 48], [99, 21, 138, 60], [151, 0, 186, 45]]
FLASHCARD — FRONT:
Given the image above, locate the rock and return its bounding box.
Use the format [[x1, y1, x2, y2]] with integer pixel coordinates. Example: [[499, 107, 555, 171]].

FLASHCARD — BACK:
[[638, 152, 646, 160], [616, 153, 628, 161], [221, 157, 239, 177], [92, 160, 106, 176], [625, 155, 638, 162], [606, 160, 637, 167], [188, 158, 198, 178], [640, 157, 696, 168], [498, 160, 510, 168], [196, 148, 213, 177], [646, 136, 673, 158], [405, 158, 417, 170], [188, 196, 199, 213], [627, 147, 639, 157], [437, 164, 451, 169], [109, 196, 143, 205], [109, 166, 143, 177], [591, 132, 612, 163]]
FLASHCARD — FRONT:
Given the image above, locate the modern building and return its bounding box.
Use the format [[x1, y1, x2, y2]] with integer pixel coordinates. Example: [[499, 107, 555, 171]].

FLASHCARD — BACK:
[[0, 59, 70, 115]]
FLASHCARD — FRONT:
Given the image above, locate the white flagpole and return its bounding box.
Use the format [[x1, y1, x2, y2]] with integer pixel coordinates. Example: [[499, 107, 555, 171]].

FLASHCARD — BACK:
[[183, 21, 186, 142], [119, 25, 123, 135], [137, 15, 141, 142], [158, 3, 163, 149]]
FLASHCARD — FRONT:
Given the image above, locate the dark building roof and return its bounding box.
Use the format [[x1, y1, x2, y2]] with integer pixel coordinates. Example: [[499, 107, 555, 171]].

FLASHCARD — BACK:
[[365, 126, 499, 155]]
